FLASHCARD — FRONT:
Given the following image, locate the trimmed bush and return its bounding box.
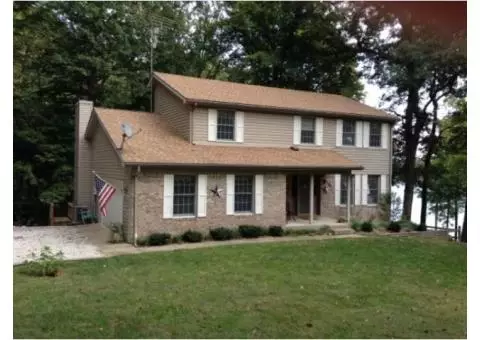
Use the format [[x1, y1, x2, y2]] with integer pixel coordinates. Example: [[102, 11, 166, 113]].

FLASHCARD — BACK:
[[210, 227, 234, 241], [136, 237, 148, 246], [148, 233, 172, 246], [268, 226, 284, 237], [181, 230, 203, 243], [386, 221, 402, 233], [238, 225, 266, 238], [351, 220, 362, 232], [171, 235, 182, 244], [337, 217, 347, 223], [360, 221, 373, 232]]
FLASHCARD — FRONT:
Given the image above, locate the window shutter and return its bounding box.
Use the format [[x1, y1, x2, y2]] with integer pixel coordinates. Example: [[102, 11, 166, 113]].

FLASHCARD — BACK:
[[363, 121, 370, 147], [315, 117, 323, 146], [226, 174, 235, 215], [380, 175, 388, 195], [381, 123, 389, 149], [355, 121, 363, 147], [336, 119, 343, 146], [255, 174, 264, 214], [293, 116, 301, 145], [354, 174, 361, 205], [235, 111, 244, 143], [197, 174, 207, 217], [163, 174, 174, 218], [362, 175, 368, 205], [208, 109, 217, 141], [334, 174, 341, 206]]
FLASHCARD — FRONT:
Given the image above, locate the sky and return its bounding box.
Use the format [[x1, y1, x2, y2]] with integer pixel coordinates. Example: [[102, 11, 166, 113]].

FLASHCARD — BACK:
[[361, 81, 463, 228]]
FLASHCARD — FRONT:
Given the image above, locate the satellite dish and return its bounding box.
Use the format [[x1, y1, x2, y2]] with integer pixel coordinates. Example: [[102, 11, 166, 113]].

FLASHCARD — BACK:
[[121, 123, 133, 138], [118, 122, 141, 150]]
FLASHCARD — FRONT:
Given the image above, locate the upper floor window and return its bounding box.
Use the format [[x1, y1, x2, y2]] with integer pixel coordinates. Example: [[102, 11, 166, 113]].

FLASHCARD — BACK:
[[367, 175, 380, 204], [234, 175, 254, 212], [173, 175, 196, 216], [369, 122, 381, 147], [300, 117, 315, 144], [217, 110, 235, 140], [342, 120, 356, 146]]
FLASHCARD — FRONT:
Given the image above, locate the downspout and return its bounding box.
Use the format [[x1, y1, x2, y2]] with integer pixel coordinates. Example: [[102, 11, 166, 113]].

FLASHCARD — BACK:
[[132, 165, 141, 247]]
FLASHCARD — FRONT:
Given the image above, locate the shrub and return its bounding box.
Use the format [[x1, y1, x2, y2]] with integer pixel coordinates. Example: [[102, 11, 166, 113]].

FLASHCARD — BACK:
[[136, 237, 148, 246], [351, 219, 362, 232], [337, 217, 347, 223], [209, 227, 234, 241], [181, 230, 203, 243], [268, 226, 284, 237], [148, 233, 172, 246], [23, 246, 64, 277], [284, 226, 334, 236], [386, 221, 402, 233], [360, 221, 373, 232], [238, 225, 266, 238]]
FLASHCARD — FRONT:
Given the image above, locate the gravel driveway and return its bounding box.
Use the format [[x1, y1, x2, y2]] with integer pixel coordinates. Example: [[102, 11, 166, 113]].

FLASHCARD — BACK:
[[13, 226, 104, 265]]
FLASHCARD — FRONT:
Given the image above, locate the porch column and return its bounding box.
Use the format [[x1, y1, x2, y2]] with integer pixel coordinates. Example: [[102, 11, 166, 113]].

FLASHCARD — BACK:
[[309, 174, 314, 224], [347, 174, 352, 223]]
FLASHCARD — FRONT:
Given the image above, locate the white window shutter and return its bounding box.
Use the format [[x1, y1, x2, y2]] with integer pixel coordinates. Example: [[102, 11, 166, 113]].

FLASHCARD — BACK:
[[380, 175, 388, 195], [354, 174, 361, 205], [293, 116, 301, 145], [363, 121, 370, 147], [334, 174, 341, 206], [163, 174, 174, 218], [226, 174, 235, 215], [315, 117, 323, 146], [336, 119, 343, 146], [208, 109, 217, 141], [381, 123, 389, 149], [362, 175, 368, 205], [235, 111, 244, 143], [355, 121, 363, 147], [255, 174, 264, 214], [197, 174, 207, 217]]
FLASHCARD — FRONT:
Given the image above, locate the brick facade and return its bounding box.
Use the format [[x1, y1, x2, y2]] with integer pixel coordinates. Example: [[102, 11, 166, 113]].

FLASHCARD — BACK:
[[127, 169, 286, 238]]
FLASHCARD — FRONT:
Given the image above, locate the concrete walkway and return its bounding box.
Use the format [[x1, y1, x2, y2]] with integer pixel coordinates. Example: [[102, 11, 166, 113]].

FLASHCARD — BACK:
[[97, 233, 365, 258]]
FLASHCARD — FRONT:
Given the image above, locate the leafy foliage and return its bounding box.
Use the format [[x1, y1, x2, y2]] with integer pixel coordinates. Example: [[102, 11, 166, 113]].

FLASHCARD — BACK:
[[181, 230, 204, 243], [148, 233, 172, 246], [238, 225, 266, 238], [267, 226, 284, 237], [22, 246, 64, 277], [209, 227, 235, 241]]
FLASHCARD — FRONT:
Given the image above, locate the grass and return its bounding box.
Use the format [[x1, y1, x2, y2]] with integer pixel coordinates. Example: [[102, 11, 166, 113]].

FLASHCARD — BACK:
[[14, 237, 466, 339]]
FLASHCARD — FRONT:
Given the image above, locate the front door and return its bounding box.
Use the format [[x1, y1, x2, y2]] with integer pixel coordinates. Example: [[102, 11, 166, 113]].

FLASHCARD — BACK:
[[297, 175, 311, 214]]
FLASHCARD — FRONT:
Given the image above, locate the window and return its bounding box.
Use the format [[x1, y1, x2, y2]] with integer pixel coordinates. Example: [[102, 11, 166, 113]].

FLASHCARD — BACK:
[[342, 120, 356, 146], [340, 174, 355, 205], [367, 175, 380, 204], [234, 175, 254, 212], [301, 117, 315, 144], [173, 175, 196, 215], [217, 110, 235, 140], [369, 122, 381, 147]]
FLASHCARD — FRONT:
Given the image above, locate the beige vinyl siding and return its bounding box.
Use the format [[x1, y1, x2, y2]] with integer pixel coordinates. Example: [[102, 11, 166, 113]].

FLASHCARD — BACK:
[[154, 84, 190, 141], [74, 101, 93, 207], [193, 108, 293, 146]]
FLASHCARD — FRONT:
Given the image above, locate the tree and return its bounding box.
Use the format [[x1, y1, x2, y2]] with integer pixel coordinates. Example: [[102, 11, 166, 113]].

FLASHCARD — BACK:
[[347, 2, 466, 220], [220, 1, 363, 97]]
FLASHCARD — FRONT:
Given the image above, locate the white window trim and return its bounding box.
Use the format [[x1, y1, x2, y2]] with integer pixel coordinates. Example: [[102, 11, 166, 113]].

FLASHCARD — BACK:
[[210, 109, 244, 143]]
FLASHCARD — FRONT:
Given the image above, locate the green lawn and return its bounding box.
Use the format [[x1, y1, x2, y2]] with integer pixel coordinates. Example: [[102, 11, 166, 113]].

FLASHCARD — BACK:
[[14, 237, 466, 339]]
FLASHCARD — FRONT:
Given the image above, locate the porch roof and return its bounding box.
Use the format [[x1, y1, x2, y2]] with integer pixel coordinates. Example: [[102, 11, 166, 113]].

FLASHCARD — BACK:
[[91, 107, 363, 171]]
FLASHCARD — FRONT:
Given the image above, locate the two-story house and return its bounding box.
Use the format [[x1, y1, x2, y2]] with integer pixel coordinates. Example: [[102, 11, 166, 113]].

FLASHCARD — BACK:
[[73, 72, 396, 243]]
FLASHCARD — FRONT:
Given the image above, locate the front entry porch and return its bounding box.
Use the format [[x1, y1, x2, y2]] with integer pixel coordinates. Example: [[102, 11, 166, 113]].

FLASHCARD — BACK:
[[286, 173, 353, 224]]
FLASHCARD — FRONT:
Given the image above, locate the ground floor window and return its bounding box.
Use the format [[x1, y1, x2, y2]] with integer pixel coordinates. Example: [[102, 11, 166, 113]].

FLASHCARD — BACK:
[[367, 175, 380, 204], [340, 174, 354, 205], [234, 175, 254, 212], [173, 175, 196, 215]]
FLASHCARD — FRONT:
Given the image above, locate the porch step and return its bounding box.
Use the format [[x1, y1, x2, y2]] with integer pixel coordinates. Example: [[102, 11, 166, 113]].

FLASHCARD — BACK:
[[330, 226, 355, 236]]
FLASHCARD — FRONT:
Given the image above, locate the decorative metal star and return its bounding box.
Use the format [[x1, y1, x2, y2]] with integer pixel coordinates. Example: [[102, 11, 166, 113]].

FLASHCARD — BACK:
[[209, 185, 224, 198]]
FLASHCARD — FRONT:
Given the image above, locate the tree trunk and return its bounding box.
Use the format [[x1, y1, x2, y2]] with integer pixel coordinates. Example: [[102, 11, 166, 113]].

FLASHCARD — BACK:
[[446, 201, 450, 230], [454, 200, 458, 241], [434, 202, 438, 230], [460, 201, 467, 242]]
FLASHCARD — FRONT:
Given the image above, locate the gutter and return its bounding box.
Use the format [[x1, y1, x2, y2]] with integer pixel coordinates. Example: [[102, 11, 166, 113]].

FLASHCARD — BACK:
[[123, 162, 364, 172]]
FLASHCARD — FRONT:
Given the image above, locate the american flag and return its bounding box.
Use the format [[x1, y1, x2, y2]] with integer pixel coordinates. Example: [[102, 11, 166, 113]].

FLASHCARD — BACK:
[[94, 174, 116, 216]]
